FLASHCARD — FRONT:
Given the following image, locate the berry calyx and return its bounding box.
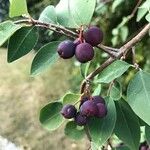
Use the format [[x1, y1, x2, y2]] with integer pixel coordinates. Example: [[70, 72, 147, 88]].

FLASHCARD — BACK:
[[75, 43, 94, 63], [61, 104, 77, 119], [83, 26, 103, 46], [74, 112, 88, 126], [57, 40, 76, 59]]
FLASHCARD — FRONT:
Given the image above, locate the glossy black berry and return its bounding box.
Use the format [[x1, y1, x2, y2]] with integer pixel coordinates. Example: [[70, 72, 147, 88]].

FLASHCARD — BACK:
[[57, 40, 76, 59], [74, 112, 88, 126], [83, 26, 103, 46], [61, 104, 77, 119], [75, 43, 94, 63], [92, 95, 105, 105], [95, 103, 107, 118], [80, 100, 98, 117]]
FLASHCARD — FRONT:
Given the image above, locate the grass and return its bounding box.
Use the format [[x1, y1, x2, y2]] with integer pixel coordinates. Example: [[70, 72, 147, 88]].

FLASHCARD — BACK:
[[0, 49, 87, 150]]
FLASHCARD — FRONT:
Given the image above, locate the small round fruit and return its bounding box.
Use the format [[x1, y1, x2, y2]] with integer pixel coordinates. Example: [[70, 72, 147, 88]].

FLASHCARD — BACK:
[[79, 97, 88, 108], [74, 112, 88, 126], [61, 104, 77, 119], [57, 40, 76, 59], [96, 103, 107, 118], [92, 95, 105, 105], [83, 26, 103, 46], [80, 100, 98, 117], [75, 43, 94, 63]]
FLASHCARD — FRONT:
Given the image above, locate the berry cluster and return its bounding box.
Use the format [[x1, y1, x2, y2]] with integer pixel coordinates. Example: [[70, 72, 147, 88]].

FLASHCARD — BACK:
[[57, 26, 103, 63], [61, 95, 107, 126]]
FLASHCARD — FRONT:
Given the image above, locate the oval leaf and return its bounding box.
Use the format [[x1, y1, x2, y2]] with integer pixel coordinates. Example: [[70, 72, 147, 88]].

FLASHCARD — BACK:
[[62, 92, 81, 105], [9, 0, 28, 17], [88, 97, 116, 148], [110, 81, 122, 100], [55, 0, 96, 28], [0, 21, 23, 46], [97, 60, 131, 83], [31, 41, 61, 76], [65, 121, 85, 140], [127, 70, 150, 126], [39, 5, 57, 24], [8, 27, 38, 62], [55, 0, 77, 28], [114, 100, 140, 150], [69, 0, 96, 26], [39, 101, 64, 131]]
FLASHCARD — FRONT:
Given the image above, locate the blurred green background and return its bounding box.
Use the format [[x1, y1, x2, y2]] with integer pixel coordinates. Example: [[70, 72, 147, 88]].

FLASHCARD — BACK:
[[0, 0, 150, 149]]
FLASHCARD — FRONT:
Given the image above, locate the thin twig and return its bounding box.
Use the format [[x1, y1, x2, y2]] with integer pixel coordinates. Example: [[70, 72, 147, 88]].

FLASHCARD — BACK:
[[128, 0, 143, 19], [14, 19, 78, 39]]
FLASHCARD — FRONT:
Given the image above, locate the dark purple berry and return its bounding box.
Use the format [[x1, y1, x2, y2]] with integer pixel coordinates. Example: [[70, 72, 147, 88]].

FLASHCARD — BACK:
[[74, 112, 88, 126], [92, 95, 105, 105], [95, 103, 107, 118], [75, 43, 94, 63], [74, 38, 81, 46], [79, 97, 88, 108], [83, 26, 103, 46], [57, 40, 76, 59], [80, 100, 98, 117], [61, 104, 77, 119]]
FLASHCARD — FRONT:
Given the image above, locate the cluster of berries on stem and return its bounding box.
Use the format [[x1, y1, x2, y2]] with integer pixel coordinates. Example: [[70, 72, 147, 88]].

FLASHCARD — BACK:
[[57, 26, 103, 63], [61, 95, 107, 126]]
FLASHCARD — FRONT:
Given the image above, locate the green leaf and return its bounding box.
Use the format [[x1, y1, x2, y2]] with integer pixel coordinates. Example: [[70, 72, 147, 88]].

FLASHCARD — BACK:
[[92, 84, 101, 96], [120, 26, 128, 42], [65, 121, 85, 140], [9, 0, 28, 17], [62, 92, 81, 105], [55, 0, 77, 28], [97, 60, 131, 83], [0, 21, 23, 47], [127, 70, 150, 126], [110, 81, 122, 101], [112, 0, 124, 12], [80, 62, 90, 78], [137, 8, 148, 22], [31, 41, 60, 76], [146, 13, 150, 22], [145, 125, 150, 145], [88, 97, 116, 148], [39, 5, 57, 24], [69, 0, 96, 27], [39, 101, 64, 131], [8, 27, 38, 62], [114, 100, 140, 150], [55, 0, 96, 28]]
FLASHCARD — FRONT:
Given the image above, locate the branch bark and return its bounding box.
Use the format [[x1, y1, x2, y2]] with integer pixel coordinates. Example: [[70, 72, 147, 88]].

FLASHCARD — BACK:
[[80, 23, 150, 93]]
